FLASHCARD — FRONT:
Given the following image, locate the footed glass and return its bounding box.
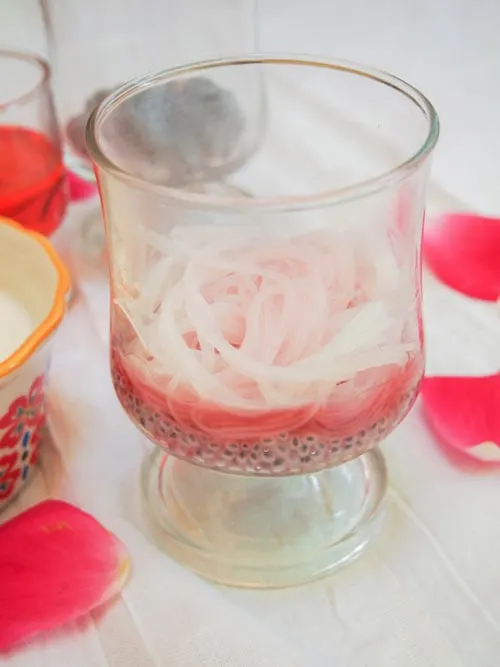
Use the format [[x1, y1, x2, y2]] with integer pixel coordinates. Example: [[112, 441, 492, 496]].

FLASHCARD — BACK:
[[40, 0, 260, 256], [87, 56, 439, 587]]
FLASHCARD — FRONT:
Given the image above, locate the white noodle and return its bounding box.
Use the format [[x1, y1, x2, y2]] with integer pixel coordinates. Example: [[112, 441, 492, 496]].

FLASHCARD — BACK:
[[116, 227, 415, 410]]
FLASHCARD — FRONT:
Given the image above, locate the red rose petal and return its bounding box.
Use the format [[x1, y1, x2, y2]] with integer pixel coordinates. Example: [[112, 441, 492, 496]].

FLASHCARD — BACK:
[[423, 213, 500, 301], [421, 374, 500, 468], [0, 500, 130, 652]]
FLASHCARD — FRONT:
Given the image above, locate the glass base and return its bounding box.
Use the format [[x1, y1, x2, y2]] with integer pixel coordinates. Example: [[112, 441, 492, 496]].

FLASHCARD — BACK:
[[141, 447, 387, 588], [65, 143, 95, 183], [76, 183, 252, 264], [80, 206, 106, 260]]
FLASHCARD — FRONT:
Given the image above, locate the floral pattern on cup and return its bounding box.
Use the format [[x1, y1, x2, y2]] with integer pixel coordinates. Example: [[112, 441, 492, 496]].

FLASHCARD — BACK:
[[0, 375, 46, 502]]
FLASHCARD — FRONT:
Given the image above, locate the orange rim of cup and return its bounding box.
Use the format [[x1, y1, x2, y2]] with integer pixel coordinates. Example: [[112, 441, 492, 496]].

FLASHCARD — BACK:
[[0, 217, 71, 379]]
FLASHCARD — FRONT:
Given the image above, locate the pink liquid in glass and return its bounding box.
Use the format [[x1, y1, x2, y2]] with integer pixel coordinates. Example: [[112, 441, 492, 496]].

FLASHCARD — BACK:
[[111, 334, 422, 475]]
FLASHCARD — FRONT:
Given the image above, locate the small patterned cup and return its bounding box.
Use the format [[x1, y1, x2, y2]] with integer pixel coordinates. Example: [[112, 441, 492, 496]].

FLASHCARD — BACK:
[[0, 218, 70, 509]]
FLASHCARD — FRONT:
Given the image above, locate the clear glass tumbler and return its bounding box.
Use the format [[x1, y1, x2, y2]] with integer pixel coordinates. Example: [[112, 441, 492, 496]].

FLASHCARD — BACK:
[[0, 50, 67, 236], [41, 0, 260, 256], [87, 55, 439, 587], [40, 0, 260, 178]]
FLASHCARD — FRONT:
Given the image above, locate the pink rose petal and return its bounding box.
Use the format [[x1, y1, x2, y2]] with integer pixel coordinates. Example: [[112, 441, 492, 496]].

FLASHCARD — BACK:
[[423, 213, 500, 300], [67, 170, 97, 202], [0, 500, 130, 652], [421, 374, 500, 468]]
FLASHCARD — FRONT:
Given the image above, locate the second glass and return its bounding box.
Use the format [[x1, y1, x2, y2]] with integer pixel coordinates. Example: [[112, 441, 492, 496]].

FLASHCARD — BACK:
[[41, 0, 260, 182], [87, 56, 439, 587], [41, 0, 261, 256]]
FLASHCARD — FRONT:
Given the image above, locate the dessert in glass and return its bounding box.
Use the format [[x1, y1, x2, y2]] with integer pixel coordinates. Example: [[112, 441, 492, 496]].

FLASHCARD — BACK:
[[86, 55, 439, 587]]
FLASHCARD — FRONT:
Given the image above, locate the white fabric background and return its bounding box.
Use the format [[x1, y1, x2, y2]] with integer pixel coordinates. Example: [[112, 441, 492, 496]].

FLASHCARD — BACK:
[[1, 1, 500, 665]]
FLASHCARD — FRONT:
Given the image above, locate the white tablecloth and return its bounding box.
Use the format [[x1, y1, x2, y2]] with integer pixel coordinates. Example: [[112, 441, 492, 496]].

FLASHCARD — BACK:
[[2, 1, 500, 665]]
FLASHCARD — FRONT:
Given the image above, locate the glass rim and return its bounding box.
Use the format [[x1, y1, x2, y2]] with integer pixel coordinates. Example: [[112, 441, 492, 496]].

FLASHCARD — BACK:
[[0, 49, 51, 111], [86, 53, 440, 212]]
